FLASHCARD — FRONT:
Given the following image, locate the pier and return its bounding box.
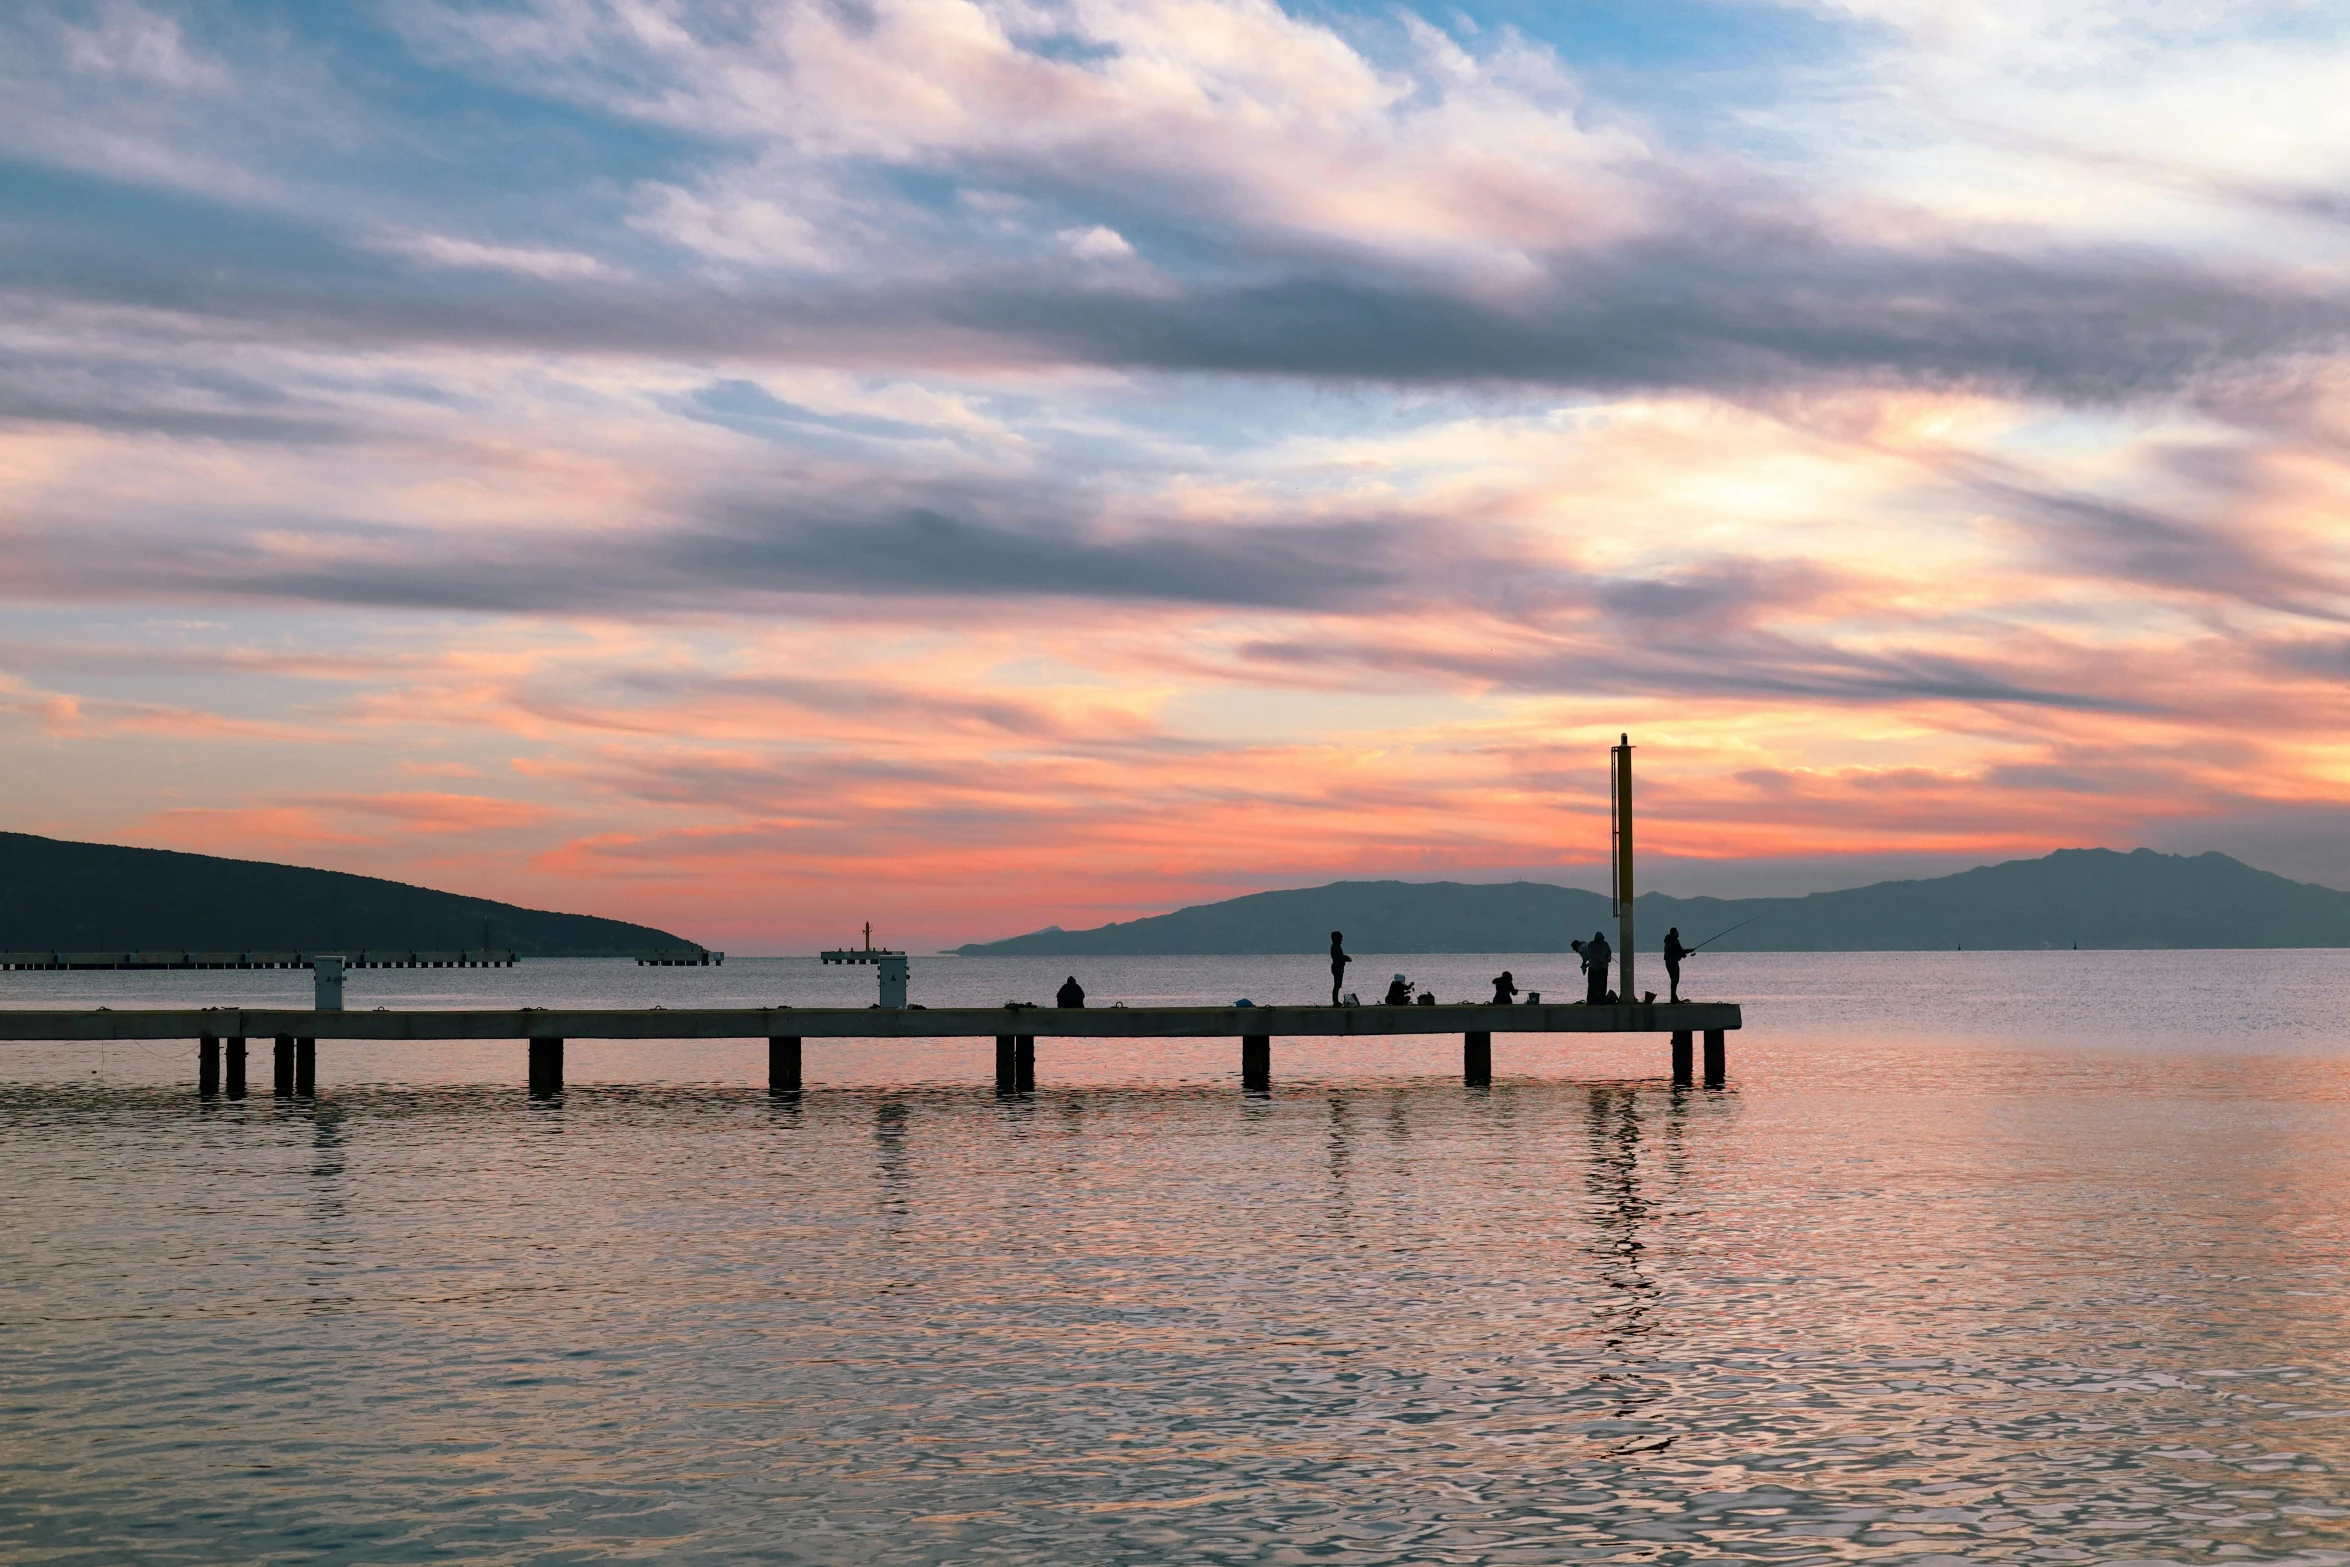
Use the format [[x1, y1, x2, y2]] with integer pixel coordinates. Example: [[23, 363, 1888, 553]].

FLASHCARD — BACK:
[[0, 1001, 1741, 1094], [0, 949, 517, 970], [6, 741, 1746, 1097]]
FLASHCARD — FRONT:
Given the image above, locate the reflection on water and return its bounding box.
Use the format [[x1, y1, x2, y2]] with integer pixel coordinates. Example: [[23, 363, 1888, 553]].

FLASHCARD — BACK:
[[6, 955, 2350, 1563], [1585, 1088, 1660, 1356]]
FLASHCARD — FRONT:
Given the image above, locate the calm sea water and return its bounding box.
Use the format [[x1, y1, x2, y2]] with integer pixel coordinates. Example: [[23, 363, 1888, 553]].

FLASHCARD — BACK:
[[6, 951, 2350, 1564]]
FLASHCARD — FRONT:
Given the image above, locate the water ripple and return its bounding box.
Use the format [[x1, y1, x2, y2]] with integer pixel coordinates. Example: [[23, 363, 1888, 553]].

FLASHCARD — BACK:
[[4, 1065, 2350, 1564]]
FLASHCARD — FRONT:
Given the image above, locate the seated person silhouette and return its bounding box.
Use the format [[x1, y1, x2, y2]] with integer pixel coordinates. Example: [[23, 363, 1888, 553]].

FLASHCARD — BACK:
[[1383, 973, 1412, 1005], [1055, 975, 1085, 1008], [1491, 970, 1518, 1004]]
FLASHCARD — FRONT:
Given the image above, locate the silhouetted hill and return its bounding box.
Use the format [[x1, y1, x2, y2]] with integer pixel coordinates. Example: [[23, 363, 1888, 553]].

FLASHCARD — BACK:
[[0, 832, 694, 956], [950, 849, 2350, 954]]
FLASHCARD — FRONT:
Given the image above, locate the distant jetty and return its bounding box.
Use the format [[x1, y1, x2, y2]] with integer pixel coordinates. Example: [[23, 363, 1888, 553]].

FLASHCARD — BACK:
[[821, 922, 901, 966], [2, 949, 516, 971]]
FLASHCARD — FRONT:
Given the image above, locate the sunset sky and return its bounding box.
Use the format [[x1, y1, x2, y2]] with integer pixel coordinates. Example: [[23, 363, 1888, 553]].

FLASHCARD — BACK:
[[6, 0, 2350, 951]]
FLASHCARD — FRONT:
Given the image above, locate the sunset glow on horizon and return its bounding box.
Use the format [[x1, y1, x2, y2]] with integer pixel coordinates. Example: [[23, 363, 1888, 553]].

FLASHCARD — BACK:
[[7, 0, 2350, 950]]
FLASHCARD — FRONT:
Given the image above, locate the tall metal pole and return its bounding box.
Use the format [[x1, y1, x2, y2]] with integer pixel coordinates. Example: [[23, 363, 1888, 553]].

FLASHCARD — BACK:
[[1614, 734, 1635, 1003]]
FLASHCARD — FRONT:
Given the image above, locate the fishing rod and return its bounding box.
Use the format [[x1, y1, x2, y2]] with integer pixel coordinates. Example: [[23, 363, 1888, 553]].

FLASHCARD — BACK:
[[1686, 915, 1764, 952]]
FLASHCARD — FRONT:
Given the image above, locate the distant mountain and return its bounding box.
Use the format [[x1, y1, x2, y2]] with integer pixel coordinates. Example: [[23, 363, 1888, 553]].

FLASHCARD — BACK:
[[0, 832, 695, 956], [950, 849, 2350, 954]]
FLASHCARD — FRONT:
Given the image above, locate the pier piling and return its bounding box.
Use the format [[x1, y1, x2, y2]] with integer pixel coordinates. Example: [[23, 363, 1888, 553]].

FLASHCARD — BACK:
[[1703, 1028, 1725, 1086], [1672, 1030, 1693, 1085], [272, 1035, 295, 1095], [768, 1036, 801, 1095], [294, 1038, 315, 1096], [1241, 1034, 1270, 1091], [994, 1035, 1016, 1093], [226, 1036, 246, 1098], [1014, 1036, 1035, 1092], [528, 1037, 564, 1097], [1463, 1031, 1491, 1086], [198, 1034, 219, 1096]]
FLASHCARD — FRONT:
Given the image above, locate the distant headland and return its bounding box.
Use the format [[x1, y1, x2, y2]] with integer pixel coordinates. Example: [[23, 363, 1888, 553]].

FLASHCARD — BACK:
[[0, 832, 693, 956], [951, 848, 2350, 955]]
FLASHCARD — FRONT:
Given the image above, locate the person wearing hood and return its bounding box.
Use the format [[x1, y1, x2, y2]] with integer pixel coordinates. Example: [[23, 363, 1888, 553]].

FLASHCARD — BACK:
[[1055, 975, 1086, 1008], [1383, 973, 1413, 1005], [1582, 930, 1612, 1005]]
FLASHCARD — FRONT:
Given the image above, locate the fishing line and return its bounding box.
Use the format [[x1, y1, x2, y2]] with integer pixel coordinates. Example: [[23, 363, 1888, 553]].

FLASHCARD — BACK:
[[1688, 915, 1765, 952]]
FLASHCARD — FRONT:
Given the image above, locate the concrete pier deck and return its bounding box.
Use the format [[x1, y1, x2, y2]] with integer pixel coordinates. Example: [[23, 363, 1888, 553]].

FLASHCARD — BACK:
[[0, 1001, 1742, 1093], [0, 1001, 1739, 1042]]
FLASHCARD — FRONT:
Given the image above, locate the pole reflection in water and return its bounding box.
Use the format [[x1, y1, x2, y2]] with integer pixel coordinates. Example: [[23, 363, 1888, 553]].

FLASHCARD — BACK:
[[1323, 1093, 1354, 1233], [1582, 1085, 1677, 1455], [307, 1100, 349, 1226], [872, 1098, 911, 1231]]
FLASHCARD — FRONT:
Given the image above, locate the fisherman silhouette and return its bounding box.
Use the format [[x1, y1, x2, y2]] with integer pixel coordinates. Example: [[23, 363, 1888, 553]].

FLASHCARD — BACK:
[[1056, 975, 1086, 1008], [1491, 969, 1518, 1004], [1383, 973, 1413, 1006], [1662, 926, 1689, 1003], [1329, 931, 1351, 1006], [1583, 930, 1612, 1005]]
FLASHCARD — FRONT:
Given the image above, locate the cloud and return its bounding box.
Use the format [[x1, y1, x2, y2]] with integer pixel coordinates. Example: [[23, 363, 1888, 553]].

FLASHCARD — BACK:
[[0, 1, 2339, 417], [500, 667, 1171, 745], [138, 791, 558, 849], [6, 0, 2350, 947], [405, 0, 1649, 277], [62, 2, 231, 93], [1059, 225, 1135, 261], [7, 190, 2344, 409], [0, 348, 356, 443], [1983, 478, 2348, 621], [375, 232, 623, 281], [1240, 624, 2158, 714], [0, 474, 1459, 613]]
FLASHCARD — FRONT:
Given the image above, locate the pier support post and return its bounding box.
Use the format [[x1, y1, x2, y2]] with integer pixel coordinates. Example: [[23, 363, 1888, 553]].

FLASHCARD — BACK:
[[1703, 1029, 1725, 1087], [226, 1037, 247, 1099], [1463, 1031, 1491, 1086], [294, 1038, 315, 1096], [272, 1035, 295, 1095], [1014, 1036, 1035, 1092], [198, 1034, 220, 1096], [994, 1035, 1016, 1093], [1241, 1034, 1270, 1092], [529, 1037, 564, 1098], [1671, 1030, 1693, 1085], [768, 1036, 801, 1095]]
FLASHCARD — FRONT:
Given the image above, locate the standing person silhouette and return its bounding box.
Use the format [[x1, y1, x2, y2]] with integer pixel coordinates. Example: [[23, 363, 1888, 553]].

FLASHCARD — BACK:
[[1583, 929, 1612, 1005], [1329, 930, 1351, 1005], [1662, 927, 1689, 1003]]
